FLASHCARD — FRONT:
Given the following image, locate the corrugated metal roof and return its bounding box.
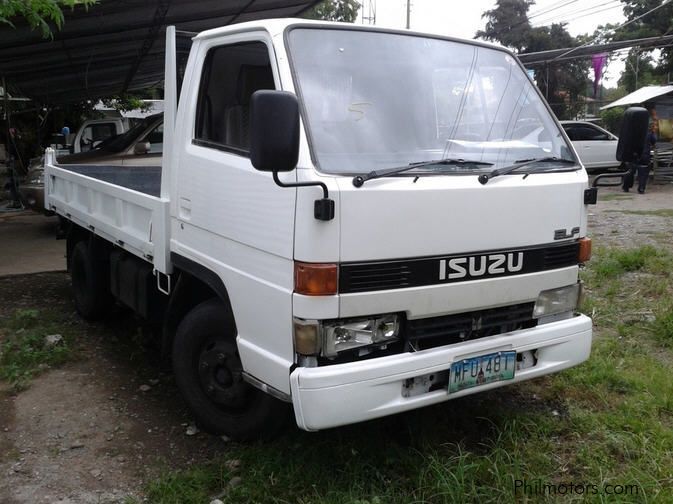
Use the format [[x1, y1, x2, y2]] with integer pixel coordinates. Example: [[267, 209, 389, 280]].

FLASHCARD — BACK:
[[600, 85, 673, 110], [0, 0, 320, 104]]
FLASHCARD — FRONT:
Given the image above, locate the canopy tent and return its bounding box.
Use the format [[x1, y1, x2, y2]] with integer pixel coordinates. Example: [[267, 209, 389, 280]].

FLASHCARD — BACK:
[[0, 0, 320, 104], [600, 85, 673, 110]]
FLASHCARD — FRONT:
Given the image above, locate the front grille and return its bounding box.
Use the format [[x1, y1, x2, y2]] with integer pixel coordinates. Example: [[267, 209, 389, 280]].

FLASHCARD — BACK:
[[544, 242, 579, 269], [340, 242, 579, 294], [405, 302, 536, 351], [340, 263, 412, 293]]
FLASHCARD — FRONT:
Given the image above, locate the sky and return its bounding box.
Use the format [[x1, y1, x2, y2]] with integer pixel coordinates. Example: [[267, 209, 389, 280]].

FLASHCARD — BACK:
[[356, 0, 628, 86]]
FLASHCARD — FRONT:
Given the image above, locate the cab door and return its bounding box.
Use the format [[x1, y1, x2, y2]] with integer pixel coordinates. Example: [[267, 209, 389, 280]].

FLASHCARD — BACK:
[[171, 32, 297, 393]]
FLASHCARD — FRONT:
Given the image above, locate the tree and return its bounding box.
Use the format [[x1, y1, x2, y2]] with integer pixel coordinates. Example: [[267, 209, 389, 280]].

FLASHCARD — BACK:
[[476, 0, 589, 119], [303, 0, 361, 23], [618, 50, 659, 92], [614, 0, 673, 80], [0, 0, 95, 38], [476, 0, 534, 52]]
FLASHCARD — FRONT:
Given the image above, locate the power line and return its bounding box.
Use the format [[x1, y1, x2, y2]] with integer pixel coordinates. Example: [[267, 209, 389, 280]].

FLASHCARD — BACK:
[[532, 0, 621, 27], [551, 0, 673, 61], [529, 0, 579, 20], [482, 0, 617, 41], [518, 33, 673, 64]]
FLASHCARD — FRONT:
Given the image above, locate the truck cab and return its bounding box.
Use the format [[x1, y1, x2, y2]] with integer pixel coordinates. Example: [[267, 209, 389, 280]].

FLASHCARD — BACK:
[[45, 19, 593, 440]]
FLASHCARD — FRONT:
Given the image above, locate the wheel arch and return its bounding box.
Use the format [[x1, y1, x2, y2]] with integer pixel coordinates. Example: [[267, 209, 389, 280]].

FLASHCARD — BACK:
[[64, 221, 111, 270], [162, 253, 237, 362]]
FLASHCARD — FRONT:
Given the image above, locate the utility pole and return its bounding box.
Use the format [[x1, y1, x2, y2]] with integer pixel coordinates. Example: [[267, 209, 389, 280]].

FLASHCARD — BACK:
[[406, 0, 411, 29], [362, 0, 376, 25]]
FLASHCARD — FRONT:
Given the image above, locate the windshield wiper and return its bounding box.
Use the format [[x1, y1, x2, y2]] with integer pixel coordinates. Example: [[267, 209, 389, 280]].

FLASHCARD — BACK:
[[477, 157, 576, 185], [353, 158, 494, 187]]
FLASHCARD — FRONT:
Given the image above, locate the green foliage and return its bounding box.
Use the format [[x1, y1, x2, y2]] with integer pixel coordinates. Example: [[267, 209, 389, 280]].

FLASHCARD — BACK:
[[600, 107, 625, 134], [614, 0, 673, 82], [303, 0, 361, 23], [100, 95, 154, 113], [476, 0, 534, 52], [475, 0, 589, 120], [0, 0, 96, 38], [0, 308, 74, 390], [618, 50, 661, 93]]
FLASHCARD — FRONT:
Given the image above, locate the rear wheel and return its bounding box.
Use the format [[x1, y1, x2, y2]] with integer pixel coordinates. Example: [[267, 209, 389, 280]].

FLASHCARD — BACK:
[[172, 298, 290, 440], [70, 240, 112, 320]]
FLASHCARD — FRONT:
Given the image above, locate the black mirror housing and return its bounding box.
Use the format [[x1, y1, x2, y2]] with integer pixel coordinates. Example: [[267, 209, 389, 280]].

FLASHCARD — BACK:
[[616, 107, 649, 163], [250, 90, 300, 172]]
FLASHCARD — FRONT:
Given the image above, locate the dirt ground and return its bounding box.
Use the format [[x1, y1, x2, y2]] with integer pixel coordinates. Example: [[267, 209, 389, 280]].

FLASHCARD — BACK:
[[0, 274, 228, 504], [0, 212, 66, 276], [1, 182, 673, 503], [588, 183, 673, 248]]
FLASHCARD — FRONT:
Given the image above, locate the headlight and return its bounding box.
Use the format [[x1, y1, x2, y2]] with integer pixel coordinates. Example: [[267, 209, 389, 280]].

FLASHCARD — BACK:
[[533, 283, 582, 321], [322, 315, 400, 357], [293, 314, 401, 358]]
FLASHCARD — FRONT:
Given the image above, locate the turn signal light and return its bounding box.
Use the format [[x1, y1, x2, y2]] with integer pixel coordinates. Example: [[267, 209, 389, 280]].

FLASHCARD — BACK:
[[294, 262, 338, 296], [578, 237, 592, 263]]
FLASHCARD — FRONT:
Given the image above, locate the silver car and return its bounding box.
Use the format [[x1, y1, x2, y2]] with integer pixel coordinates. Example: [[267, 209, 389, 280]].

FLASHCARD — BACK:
[[560, 120, 619, 172]]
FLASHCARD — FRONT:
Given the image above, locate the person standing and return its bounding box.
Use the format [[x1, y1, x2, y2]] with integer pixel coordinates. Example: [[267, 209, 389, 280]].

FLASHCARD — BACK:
[[623, 124, 657, 194]]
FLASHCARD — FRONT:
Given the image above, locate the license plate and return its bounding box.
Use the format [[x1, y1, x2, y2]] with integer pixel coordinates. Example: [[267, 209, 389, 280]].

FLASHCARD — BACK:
[[449, 351, 516, 394]]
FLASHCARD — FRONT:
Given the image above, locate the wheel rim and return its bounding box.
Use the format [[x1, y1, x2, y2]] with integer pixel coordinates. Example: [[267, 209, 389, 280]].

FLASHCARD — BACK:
[[197, 338, 251, 410]]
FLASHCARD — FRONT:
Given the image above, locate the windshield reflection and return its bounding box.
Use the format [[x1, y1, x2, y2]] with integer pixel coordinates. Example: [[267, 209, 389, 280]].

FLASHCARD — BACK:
[[288, 28, 575, 175]]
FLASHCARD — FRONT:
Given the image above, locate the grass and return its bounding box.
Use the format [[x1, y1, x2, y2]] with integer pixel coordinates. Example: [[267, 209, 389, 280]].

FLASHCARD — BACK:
[[584, 244, 668, 282], [0, 307, 76, 390], [598, 193, 634, 202], [607, 209, 673, 218], [142, 242, 673, 503]]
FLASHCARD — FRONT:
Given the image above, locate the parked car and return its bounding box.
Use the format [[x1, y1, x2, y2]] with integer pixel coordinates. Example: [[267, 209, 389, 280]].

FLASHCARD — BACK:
[[73, 117, 131, 154], [20, 114, 163, 212], [560, 120, 619, 172]]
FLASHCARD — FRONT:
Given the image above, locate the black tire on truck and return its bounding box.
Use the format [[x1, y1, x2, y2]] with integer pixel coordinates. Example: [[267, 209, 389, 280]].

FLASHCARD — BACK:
[[70, 240, 112, 320], [172, 298, 290, 441]]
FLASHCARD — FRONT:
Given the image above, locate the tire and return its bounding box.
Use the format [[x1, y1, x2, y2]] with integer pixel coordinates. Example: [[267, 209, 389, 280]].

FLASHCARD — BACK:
[[70, 240, 112, 320], [172, 298, 290, 441]]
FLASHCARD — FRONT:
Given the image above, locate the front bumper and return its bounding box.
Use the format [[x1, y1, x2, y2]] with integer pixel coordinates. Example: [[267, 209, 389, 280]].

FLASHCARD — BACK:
[[290, 314, 592, 431]]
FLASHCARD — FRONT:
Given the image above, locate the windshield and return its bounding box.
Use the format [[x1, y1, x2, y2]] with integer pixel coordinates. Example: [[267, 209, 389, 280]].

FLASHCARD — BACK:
[[287, 28, 576, 175]]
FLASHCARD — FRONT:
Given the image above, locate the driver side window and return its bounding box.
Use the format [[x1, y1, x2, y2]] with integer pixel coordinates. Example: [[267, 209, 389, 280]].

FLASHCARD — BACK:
[[194, 41, 275, 156]]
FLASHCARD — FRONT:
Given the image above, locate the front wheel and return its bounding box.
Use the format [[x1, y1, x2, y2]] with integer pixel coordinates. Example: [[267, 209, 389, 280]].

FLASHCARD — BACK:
[[172, 298, 290, 441]]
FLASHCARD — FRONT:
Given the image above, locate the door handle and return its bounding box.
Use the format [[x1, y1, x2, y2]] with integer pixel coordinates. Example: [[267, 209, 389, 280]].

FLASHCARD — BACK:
[[179, 197, 192, 219]]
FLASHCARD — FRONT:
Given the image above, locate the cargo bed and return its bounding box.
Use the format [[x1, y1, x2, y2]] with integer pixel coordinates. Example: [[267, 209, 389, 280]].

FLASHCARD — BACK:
[[62, 165, 162, 197], [43, 149, 171, 273]]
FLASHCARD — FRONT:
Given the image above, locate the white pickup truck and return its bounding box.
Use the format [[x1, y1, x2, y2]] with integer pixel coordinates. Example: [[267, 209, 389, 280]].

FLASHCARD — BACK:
[[44, 19, 594, 440]]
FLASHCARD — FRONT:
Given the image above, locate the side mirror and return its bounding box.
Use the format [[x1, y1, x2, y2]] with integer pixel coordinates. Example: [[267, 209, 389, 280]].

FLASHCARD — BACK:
[[616, 107, 649, 163], [134, 142, 151, 155], [250, 90, 299, 172]]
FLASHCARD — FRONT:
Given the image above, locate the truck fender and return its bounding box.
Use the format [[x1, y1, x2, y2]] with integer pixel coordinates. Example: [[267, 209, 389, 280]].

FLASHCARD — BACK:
[[162, 253, 236, 362]]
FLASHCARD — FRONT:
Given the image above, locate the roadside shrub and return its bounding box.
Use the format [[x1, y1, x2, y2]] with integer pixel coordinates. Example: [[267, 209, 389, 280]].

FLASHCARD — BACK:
[[600, 107, 625, 135]]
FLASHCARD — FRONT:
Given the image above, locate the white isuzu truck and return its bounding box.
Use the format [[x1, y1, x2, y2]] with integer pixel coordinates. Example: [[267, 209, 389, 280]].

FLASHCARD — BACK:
[[44, 19, 594, 440]]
